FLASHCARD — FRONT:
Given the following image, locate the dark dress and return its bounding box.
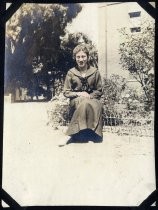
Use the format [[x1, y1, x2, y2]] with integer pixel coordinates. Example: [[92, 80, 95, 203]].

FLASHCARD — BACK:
[[63, 66, 103, 141]]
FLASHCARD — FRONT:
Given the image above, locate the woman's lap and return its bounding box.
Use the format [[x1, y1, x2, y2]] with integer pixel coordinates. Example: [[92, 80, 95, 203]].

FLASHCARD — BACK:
[[66, 97, 103, 138]]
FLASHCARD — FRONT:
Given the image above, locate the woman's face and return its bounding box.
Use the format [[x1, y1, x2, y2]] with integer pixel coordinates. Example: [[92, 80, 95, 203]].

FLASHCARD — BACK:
[[75, 50, 88, 69]]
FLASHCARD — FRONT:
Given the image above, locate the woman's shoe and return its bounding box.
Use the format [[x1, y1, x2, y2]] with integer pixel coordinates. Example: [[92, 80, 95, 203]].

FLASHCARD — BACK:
[[58, 136, 71, 147]]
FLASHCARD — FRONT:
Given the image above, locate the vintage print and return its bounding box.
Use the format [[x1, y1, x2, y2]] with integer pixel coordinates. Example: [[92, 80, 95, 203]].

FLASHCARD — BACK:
[[3, 2, 155, 206]]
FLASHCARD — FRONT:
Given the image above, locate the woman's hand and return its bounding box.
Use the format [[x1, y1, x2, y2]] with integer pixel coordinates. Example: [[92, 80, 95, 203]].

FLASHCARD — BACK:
[[77, 92, 91, 98]]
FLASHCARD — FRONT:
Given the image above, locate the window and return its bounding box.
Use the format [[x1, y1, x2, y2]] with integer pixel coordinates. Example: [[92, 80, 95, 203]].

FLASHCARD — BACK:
[[130, 27, 141, 33], [129, 11, 141, 18]]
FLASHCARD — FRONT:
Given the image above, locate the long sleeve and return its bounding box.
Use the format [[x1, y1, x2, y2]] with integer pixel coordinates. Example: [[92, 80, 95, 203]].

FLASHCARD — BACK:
[[63, 72, 78, 98], [90, 71, 102, 99]]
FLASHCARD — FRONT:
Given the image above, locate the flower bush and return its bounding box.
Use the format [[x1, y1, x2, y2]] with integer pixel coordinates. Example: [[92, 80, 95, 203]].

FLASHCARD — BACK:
[[118, 20, 155, 111], [47, 93, 70, 129], [101, 74, 152, 121]]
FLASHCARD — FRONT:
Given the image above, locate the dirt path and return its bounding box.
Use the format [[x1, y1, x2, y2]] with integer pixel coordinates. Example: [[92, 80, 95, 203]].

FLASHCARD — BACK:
[[2, 102, 156, 206]]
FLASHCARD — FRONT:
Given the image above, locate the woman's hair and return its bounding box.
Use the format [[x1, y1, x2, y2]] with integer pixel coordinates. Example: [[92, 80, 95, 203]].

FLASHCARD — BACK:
[[73, 44, 89, 60]]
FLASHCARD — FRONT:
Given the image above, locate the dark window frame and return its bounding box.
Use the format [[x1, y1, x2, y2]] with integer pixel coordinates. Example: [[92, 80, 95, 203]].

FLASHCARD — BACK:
[[130, 27, 141, 33], [129, 11, 141, 18]]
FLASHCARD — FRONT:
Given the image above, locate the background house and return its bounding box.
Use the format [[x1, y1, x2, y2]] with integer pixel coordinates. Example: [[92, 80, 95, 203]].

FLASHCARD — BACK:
[[98, 2, 154, 87]]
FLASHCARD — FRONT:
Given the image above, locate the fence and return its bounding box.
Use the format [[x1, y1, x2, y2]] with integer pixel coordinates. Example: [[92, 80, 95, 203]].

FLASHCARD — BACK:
[[47, 101, 154, 137], [102, 110, 154, 137]]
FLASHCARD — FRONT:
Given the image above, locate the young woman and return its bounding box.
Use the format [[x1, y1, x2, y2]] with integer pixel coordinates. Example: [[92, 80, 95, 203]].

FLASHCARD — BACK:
[[59, 44, 103, 146]]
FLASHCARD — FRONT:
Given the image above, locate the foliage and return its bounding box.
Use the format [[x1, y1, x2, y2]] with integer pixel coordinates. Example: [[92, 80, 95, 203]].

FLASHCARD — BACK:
[[47, 73, 153, 130], [5, 3, 82, 96], [47, 93, 70, 129], [101, 74, 152, 115], [118, 20, 155, 109], [101, 74, 127, 103]]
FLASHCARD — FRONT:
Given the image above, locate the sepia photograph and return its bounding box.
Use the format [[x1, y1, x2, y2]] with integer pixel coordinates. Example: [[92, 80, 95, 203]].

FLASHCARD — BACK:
[[2, 1, 156, 207]]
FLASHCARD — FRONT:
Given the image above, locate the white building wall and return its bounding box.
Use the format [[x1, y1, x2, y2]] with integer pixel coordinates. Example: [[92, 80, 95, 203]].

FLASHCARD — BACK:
[[98, 2, 154, 84], [98, 5, 107, 78]]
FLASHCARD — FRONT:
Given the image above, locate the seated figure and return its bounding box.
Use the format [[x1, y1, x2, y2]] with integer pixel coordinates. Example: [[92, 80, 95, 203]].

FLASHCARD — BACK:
[[59, 44, 103, 146]]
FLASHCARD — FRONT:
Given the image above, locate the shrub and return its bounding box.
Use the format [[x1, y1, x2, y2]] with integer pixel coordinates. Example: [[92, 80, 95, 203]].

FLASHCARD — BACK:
[[47, 93, 70, 129], [47, 74, 152, 129], [118, 20, 155, 111]]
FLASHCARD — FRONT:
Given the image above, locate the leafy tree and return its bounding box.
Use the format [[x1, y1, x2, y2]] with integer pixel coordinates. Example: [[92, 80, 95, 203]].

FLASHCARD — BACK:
[[118, 20, 155, 110], [5, 3, 82, 99]]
